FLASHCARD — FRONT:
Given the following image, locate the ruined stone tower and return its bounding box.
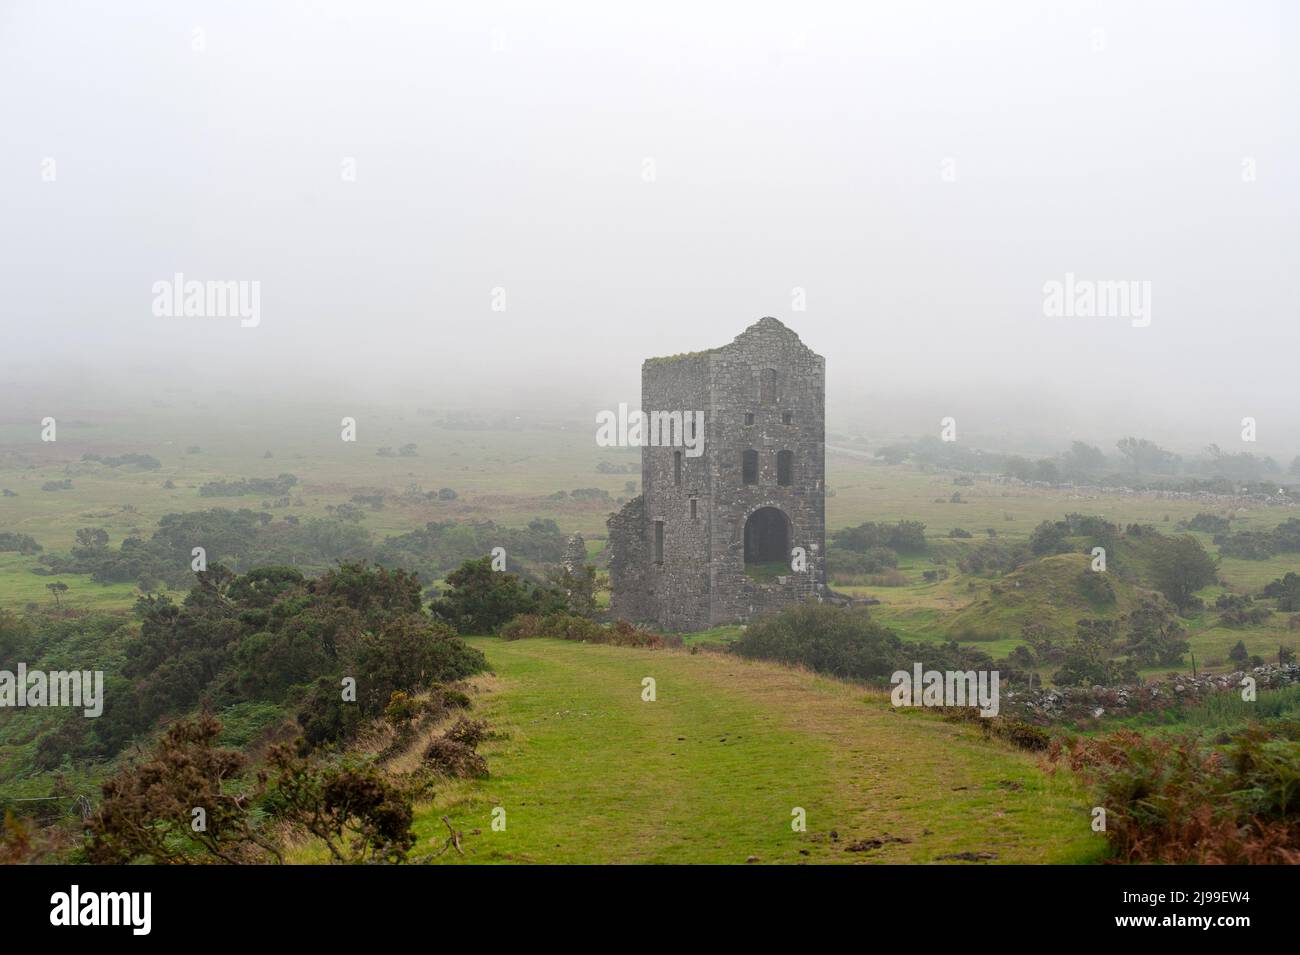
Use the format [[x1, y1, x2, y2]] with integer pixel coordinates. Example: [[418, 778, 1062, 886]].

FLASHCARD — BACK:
[[607, 317, 826, 631]]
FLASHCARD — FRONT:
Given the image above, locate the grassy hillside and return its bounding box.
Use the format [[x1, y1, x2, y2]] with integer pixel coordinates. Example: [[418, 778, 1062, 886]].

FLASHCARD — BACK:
[[415, 638, 1104, 864]]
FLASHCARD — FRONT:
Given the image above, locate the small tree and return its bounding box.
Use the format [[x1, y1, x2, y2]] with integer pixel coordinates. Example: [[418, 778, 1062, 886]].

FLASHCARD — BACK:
[[1148, 535, 1218, 611], [45, 581, 68, 607], [1123, 599, 1190, 667], [428, 557, 544, 634]]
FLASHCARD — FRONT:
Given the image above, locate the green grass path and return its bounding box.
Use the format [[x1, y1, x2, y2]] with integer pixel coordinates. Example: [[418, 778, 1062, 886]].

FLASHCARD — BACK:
[[416, 639, 1104, 864]]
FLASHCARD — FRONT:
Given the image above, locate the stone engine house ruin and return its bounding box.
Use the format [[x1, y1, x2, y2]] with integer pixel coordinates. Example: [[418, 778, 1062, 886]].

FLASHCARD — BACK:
[[607, 317, 826, 630]]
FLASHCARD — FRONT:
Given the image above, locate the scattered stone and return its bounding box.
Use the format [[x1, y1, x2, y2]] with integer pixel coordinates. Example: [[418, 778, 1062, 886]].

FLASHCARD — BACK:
[[935, 851, 998, 862]]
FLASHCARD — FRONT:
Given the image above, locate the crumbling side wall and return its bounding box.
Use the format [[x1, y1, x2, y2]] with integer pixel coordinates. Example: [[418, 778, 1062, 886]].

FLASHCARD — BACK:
[[606, 496, 653, 623]]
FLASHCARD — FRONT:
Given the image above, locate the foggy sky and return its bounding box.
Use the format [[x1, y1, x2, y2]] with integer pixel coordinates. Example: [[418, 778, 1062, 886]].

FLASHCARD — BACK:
[[2, 1, 1297, 454]]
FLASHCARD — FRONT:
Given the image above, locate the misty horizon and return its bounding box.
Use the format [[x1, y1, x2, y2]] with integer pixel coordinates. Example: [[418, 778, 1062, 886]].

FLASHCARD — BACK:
[[2, 1, 1297, 453]]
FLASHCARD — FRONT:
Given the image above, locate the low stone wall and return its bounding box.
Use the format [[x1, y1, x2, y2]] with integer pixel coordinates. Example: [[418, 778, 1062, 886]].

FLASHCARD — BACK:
[[1001, 663, 1300, 724]]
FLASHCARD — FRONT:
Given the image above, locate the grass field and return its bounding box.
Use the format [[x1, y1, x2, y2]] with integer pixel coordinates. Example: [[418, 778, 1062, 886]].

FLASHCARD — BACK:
[[413, 638, 1104, 864]]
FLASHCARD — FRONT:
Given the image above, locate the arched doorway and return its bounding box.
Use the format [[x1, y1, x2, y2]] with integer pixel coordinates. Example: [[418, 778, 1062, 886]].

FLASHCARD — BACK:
[[744, 507, 791, 569]]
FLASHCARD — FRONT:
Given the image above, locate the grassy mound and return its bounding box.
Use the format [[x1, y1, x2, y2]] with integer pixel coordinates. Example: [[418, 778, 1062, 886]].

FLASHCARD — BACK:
[[943, 553, 1151, 645]]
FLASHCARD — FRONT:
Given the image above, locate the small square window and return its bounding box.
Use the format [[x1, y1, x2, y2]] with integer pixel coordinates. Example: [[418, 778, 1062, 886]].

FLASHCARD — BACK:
[[782, 411, 793, 425]]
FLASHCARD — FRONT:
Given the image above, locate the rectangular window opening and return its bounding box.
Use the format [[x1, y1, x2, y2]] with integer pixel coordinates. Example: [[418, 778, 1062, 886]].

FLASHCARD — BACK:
[[777, 449, 793, 486]]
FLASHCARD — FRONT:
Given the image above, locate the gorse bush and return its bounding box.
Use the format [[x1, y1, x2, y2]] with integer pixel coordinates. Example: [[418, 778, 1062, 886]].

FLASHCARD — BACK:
[[429, 557, 557, 634], [423, 718, 491, 779], [501, 612, 681, 648], [502, 612, 602, 642], [37, 562, 486, 766], [87, 714, 421, 865]]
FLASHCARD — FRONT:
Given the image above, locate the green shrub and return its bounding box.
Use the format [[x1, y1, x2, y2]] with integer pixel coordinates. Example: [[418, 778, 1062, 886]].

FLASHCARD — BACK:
[[733, 603, 903, 681]]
